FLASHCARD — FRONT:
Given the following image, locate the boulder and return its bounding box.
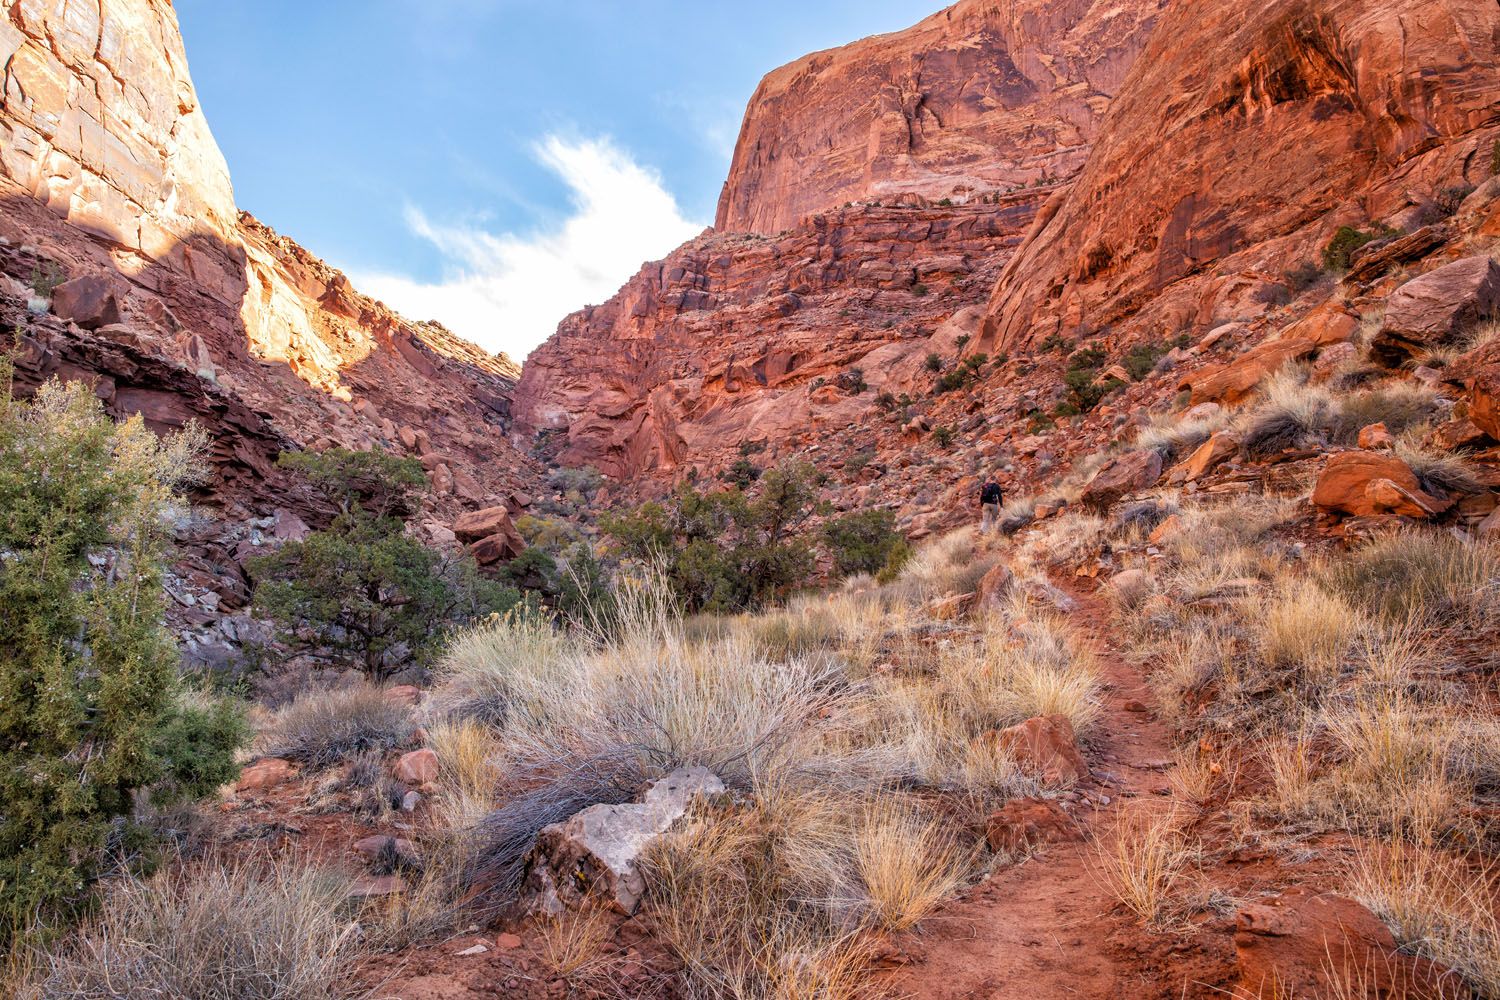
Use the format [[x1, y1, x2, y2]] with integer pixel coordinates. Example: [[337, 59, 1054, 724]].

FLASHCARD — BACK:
[[1356, 422, 1395, 450], [1182, 337, 1318, 405], [1343, 224, 1452, 284], [453, 505, 519, 544], [986, 798, 1083, 855], [1280, 300, 1361, 347], [1374, 256, 1500, 362], [1233, 888, 1449, 1000], [528, 767, 726, 915], [1466, 343, 1500, 441], [994, 714, 1089, 786], [1080, 450, 1163, 510], [1312, 453, 1447, 519], [976, 561, 1015, 610], [50, 275, 123, 330], [471, 529, 526, 566], [1175, 431, 1238, 482], [394, 748, 439, 786], [236, 757, 296, 793]]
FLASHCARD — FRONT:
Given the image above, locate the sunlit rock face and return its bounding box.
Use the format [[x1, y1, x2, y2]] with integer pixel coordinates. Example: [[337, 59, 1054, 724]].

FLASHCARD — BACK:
[[980, 0, 1500, 354], [0, 0, 538, 517], [714, 0, 1164, 236]]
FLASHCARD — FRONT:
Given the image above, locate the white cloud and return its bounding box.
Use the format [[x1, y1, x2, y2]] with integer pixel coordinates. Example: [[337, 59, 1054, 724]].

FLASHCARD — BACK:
[[355, 135, 704, 361]]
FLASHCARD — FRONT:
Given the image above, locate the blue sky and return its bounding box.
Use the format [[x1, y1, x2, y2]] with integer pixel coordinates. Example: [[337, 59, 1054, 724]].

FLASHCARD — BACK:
[[176, 1, 935, 360]]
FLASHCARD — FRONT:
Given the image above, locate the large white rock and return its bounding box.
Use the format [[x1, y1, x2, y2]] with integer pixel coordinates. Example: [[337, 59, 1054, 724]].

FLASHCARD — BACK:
[[527, 766, 726, 915]]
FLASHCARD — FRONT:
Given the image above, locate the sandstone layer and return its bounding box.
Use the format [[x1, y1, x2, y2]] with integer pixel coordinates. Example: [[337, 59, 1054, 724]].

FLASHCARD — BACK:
[[0, 0, 536, 520], [515, 196, 1043, 483], [715, 0, 1162, 234], [980, 0, 1500, 353]]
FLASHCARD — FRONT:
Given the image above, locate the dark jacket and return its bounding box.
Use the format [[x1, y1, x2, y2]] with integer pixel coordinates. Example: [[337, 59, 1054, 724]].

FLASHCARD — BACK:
[[980, 481, 1003, 506]]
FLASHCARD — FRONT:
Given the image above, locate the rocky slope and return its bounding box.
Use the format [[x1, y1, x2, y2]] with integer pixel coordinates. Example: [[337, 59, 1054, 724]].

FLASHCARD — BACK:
[[0, 0, 538, 667], [516, 195, 1045, 484], [980, 0, 1500, 355], [0, 0, 536, 510], [515, 0, 1167, 497], [521, 0, 1500, 538], [715, 0, 1163, 234]]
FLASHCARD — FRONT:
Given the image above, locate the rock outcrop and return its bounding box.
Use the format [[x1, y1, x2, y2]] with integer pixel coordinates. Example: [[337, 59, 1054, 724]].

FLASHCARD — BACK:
[[515, 199, 1044, 482], [715, 0, 1162, 234], [0, 0, 538, 521], [980, 0, 1500, 354]]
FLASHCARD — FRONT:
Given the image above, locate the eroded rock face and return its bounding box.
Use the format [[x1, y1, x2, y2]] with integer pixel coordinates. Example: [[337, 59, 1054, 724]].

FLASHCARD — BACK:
[[0, 0, 539, 531], [715, 0, 1162, 234], [980, 0, 1500, 355], [515, 201, 1044, 482]]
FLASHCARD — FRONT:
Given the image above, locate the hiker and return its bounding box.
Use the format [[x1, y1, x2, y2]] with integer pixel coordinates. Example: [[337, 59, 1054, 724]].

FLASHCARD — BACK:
[[979, 476, 1004, 534]]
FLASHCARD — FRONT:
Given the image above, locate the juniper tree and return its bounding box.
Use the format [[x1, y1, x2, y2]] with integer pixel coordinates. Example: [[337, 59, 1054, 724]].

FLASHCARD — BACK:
[[0, 365, 241, 937], [251, 448, 517, 680]]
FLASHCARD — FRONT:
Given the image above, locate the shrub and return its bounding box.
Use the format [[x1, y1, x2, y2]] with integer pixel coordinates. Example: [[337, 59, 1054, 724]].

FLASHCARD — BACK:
[[935, 354, 989, 394], [17, 858, 365, 1000], [1062, 344, 1123, 412], [1323, 224, 1396, 272], [602, 462, 822, 613], [262, 684, 417, 769], [0, 370, 244, 939], [1351, 842, 1500, 996], [1123, 342, 1167, 381], [1284, 259, 1325, 291], [855, 798, 971, 931], [1038, 332, 1071, 354], [912, 282, 929, 297], [1322, 532, 1499, 626], [821, 509, 907, 577], [251, 449, 518, 679], [931, 424, 956, 448], [28, 262, 66, 299], [1090, 807, 1195, 926], [924, 352, 943, 373]]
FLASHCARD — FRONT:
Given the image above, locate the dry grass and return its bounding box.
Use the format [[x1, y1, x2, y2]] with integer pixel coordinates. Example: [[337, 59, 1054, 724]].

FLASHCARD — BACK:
[[855, 798, 973, 931], [1322, 531, 1500, 626], [537, 905, 618, 987], [1090, 806, 1197, 927], [261, 683, 416, 769], [15, 857, 365, 1000], [1350, 841, 1500, 997], [1134, 409, 1233, 461]]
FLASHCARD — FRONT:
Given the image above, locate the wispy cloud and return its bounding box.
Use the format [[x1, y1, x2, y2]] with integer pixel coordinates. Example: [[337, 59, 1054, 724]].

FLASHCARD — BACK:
[[356, 135, 704, 361]]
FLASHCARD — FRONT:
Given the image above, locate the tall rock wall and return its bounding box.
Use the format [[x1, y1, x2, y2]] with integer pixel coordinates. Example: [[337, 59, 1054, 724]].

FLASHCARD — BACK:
[[715, 0, 1163, 234], [514, 196, 1044, 483], [980, 0, 1500, 352], [0, 0, 537, 520]]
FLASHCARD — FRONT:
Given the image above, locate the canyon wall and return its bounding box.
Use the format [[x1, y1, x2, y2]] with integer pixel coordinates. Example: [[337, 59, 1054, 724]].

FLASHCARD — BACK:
[[715, 0, 1163, 234], [980, 0, 1500, 352], [517, 0, 1165, 487], [0, 0, 536, 519], [516, 196, 1042, 482]]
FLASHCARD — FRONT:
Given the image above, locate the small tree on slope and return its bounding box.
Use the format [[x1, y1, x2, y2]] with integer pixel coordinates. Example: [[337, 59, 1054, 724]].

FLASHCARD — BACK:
[[0, 367, 242, 938]]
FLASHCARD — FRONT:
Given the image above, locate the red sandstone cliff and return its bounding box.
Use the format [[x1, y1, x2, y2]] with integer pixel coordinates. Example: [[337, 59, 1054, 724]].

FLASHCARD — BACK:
[[0, 0, 537, 519], [980, 0, 1500, 353], [715, 0, 1163, 234]]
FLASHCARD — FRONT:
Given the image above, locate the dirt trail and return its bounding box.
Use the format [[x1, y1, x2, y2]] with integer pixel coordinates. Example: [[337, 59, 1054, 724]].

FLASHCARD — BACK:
[[888, 583, 1185, 1000]]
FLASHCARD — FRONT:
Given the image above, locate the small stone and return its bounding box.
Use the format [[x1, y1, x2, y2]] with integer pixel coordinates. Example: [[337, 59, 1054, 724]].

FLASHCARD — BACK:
[[394, 748, 439, 785], [496, 932, 523, 950], [456, 943, 489, 957]]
